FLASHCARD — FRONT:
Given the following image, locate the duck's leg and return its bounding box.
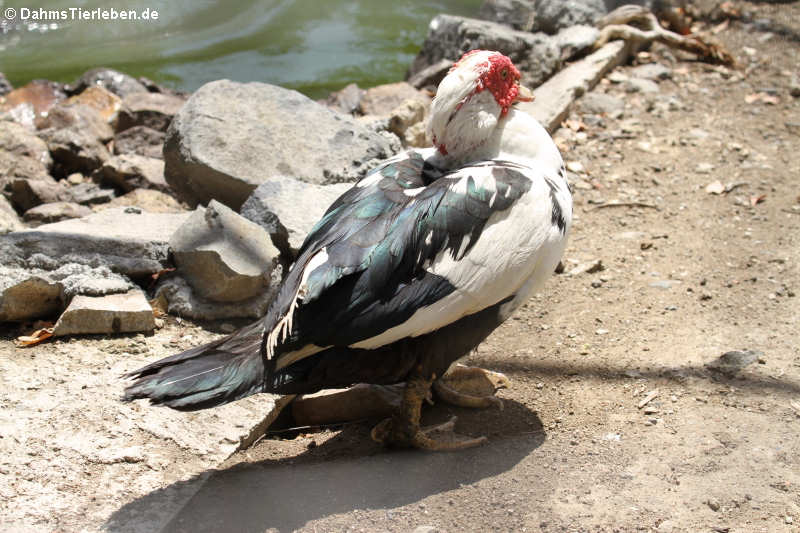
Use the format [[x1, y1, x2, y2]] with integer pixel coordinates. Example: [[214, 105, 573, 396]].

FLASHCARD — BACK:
[[433, 364, 511, 410], [371, 370, 487, 451]]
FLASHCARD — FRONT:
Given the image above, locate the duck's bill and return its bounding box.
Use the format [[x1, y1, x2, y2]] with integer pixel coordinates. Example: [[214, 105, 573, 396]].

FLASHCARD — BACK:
[[514, 84, 534, 103]]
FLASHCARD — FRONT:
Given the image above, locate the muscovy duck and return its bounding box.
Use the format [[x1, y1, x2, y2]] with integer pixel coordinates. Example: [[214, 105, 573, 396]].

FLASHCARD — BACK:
[[124, 50, 572, 451]]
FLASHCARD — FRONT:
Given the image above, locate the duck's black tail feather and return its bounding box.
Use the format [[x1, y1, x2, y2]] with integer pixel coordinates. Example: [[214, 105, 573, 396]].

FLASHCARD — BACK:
[[123, 320, 268, 411]]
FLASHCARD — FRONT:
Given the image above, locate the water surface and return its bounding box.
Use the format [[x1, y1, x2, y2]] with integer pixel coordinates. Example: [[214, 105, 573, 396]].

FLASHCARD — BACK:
[[0, 0, 481, 98]]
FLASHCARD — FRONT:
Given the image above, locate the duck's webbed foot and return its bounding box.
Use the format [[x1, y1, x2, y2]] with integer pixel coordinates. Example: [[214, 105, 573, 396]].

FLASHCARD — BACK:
[[433, 364, 511, 410], [370, 372, 487, 451]]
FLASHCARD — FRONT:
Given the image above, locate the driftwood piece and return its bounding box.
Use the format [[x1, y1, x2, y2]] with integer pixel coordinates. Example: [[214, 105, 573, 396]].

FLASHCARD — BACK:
[[595, 4, 735, 66]]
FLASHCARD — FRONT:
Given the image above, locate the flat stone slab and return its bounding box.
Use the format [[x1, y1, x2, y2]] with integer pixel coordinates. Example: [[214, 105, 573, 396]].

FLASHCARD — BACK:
[[0, 327, 293, 532], [518, 40, 629, 133], [0, 263, 134, 322], [53, 290, 155, 336], [2, 207, 191, 277]]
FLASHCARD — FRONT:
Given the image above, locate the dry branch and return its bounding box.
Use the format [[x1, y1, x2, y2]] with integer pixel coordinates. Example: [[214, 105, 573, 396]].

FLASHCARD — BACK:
[[594, 5, 735, 66]]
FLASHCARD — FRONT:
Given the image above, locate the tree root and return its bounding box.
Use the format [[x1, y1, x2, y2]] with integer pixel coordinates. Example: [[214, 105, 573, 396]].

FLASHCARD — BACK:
[[594, 4, 735, 67]]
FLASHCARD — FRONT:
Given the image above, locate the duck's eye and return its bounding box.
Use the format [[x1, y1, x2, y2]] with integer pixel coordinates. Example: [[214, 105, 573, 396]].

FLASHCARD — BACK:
[[501, 69, 508, 79]]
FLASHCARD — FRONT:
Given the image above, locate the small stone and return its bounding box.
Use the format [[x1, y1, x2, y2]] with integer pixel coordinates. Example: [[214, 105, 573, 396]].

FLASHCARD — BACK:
[[706, 498, 720, 512], [52, 289, 155, 336], [567, 259, 603, 276], [649, 280, 680, 290], [566, 160, 585, 173], [93, 153, 167, 193], [412, 526, 440, 533], [624, 78, 660, 94], [580, 92, 625, 118], [117, 92, 186, 132], [696, 163, 714, 174], [68, 182, 116, 205], [630, 63, 671, 81], [23, 202, 92, 225], [66, 173, 84, 185], [785, 516, 793, 525], [595, 328, 609, 335], [358, 82, 427, 117]]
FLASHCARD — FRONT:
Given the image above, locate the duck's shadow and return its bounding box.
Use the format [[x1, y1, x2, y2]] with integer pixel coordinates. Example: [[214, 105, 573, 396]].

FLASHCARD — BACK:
[[106, 399, 544, 533]]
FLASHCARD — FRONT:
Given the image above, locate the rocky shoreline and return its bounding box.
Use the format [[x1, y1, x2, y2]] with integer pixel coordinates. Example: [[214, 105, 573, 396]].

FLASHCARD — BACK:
[[0, 0, 638, 337]]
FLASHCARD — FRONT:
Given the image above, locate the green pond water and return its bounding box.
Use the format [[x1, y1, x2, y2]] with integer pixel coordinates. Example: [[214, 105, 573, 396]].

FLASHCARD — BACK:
[[0, 0, 481, 99]]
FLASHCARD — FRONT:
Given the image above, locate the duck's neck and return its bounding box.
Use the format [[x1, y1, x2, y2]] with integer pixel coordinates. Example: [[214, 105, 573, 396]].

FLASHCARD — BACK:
[[432, 108, 563, 172]]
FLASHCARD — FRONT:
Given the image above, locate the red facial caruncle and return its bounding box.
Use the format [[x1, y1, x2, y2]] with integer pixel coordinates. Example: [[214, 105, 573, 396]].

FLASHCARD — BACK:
[[452, 51, 524, 117]]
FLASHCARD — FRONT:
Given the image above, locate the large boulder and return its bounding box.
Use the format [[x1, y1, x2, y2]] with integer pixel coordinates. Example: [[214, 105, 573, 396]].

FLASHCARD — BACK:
[[358, 82, 428, 117], [1, 207, 191, 277], [408, 15, 561, 89], [240, 177, 351, 256], [169, 200, 281, 303], [164, 80, 400, 209]]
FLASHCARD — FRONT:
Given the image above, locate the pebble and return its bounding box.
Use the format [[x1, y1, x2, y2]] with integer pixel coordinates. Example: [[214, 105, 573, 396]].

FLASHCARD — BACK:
[[706, 498, 721, 512], [696, 163, 714, 174], [566, 160, 585, 173]]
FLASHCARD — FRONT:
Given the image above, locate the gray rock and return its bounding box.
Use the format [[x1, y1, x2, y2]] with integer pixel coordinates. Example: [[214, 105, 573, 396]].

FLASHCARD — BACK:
[[38, 124, 111, 176], [68, 67, 148, 98], [1, 159, 72, 212], [292, 384, 403, 426], [68, 182, 116, 205], [2, 207, 191, 277], [478, 0, 536, 31], [52, 289, 155, 336], [37, 102, 114, 142], [324, 83, 364, 115], [0, 195, 23, 234], [116, 92, 186, 132], [0, 263, 134, 322], [555, 24, 600, 61], [164, 80, 399, 209], [534, 0, 607, 34], [0, 72, 12, 96], [0, 267, 65, 321], [153, 274, 278, 320], [408, 15, 561, 90], [93, 153, 167, 193], [630, 63, 672, 81], [579, 91, 626, 118], [0, 121, 52, 168], [358, 82, 428, 117], [624, 78, 660, 94], [113, 126, 165, 160], [406, 58, 453, 90], [170, 200, 281, 303], [23, 201, 92, 225], [706, 349, 763, 376], [241, 177, 351, 256]]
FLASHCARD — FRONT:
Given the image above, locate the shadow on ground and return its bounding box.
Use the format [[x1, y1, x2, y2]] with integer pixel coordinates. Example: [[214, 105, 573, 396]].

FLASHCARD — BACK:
[[106, 399, 544, 533]]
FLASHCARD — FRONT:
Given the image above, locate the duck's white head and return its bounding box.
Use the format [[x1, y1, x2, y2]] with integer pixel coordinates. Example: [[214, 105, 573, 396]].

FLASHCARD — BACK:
[[427, 50, 533, 165]]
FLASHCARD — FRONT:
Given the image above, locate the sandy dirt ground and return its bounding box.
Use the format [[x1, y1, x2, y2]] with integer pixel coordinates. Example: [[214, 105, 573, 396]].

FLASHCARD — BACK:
[[2, 2, 799, 532]]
